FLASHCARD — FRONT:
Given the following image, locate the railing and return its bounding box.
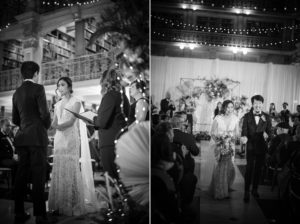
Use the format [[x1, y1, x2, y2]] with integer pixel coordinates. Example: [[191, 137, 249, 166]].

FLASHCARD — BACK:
[[152, 28, 295, 50], [0, 52, 110, 92]]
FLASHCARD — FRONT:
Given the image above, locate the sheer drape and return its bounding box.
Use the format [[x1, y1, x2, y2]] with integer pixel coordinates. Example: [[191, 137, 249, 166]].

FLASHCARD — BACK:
[[151, 56, 300, 130]]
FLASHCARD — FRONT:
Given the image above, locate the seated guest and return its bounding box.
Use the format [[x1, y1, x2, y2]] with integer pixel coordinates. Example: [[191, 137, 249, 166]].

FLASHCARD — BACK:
[[170, 115, 199, 212], [280, 102, 290, 124], [0, 118, 18, 184], [268, 122, 292, 168], [152, 123, 181, 224], [128, 79, 149, 126], [291, 115, 300, 136], [295, 105, 300, 120], [160, 92, 176, 118]]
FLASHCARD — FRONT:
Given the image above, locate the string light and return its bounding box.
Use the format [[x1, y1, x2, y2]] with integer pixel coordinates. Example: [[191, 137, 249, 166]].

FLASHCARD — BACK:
[[42, 0, 100, 7], [0, 23, 11, 32], [152, 30, 299, 50], [152, 15, 300, 35], [178, 1, 298, 13]]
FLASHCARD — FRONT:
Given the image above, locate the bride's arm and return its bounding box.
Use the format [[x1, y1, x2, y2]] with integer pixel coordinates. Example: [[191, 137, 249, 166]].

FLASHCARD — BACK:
[[210, 117, 219, 142], [51, 113, 58, 129], [56, 102, 81, 131]]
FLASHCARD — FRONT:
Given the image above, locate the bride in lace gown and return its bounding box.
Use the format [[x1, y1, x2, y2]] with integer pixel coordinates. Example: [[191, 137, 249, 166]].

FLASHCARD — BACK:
[[210, 100, 240, 199], [48, 77, 101, 216]]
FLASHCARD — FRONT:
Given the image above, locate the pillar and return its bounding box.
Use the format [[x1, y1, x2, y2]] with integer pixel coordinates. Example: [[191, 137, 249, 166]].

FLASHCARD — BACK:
[[75, 20, 86, 56]]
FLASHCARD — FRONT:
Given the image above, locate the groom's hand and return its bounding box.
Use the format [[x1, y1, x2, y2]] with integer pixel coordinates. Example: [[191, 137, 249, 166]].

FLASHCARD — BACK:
[[263, 132, 268, 141], [240, 136, 248, 144]]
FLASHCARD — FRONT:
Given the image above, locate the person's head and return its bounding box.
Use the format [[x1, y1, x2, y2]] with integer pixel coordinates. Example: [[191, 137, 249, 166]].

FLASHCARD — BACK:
[[276, 122, 290, 135], [297, 105, 300, 113], [12, 126, 19, 136], [282, 102, 288, 110], [217, 102, 222, 109], [0, 119, 11, 134], [56, 77, 73, 97], [251, 95, 264, 113], [21, 61, 40, 81], [165, 91, 171, 99], [129, 79, 147, 99], [151, 133, 174, 170], [151, 114, 160, 127], [156, 122, 174, 142], [100, 69, 122, 95], [221, 100, 234, 115], [171, 114, 185, 131], [269, 103, 275, 110]]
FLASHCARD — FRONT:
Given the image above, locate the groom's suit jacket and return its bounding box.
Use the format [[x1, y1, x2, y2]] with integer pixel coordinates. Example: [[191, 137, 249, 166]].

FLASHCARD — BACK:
[[12, 81, 51, 147], [241, 110, 272, 155]]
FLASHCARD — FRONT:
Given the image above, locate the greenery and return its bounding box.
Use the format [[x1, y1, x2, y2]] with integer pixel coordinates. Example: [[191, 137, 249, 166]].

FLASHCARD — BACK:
[[89, 0, 149, 82]]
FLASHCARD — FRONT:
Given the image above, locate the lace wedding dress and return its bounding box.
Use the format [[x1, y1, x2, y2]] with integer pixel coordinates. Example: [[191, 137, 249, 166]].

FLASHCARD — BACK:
[[48, 96, 102, 216], [210, 114, 239, 199]]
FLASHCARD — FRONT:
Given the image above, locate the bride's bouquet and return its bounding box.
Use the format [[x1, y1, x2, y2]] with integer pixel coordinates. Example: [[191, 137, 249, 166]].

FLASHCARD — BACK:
[[215, 131, 236, 157]]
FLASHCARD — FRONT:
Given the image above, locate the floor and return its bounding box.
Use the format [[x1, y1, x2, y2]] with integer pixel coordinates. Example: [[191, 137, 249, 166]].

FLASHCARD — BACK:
[[194, 141, 276, 224], [0, 141, 286, 224]]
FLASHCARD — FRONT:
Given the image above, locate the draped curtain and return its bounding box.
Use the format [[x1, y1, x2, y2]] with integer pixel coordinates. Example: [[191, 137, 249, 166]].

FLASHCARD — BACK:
[[151, 56, 300, 131]]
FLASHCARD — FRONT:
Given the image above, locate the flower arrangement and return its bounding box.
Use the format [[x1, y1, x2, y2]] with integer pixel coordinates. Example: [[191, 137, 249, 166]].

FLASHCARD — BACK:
[[204, 79, 229, 101], [215, 132, 236, 157]]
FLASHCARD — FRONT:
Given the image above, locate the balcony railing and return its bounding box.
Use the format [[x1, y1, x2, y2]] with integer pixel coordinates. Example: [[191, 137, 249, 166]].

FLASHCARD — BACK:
[[152, 28, 295, 50], [0, 52, 110, 92]]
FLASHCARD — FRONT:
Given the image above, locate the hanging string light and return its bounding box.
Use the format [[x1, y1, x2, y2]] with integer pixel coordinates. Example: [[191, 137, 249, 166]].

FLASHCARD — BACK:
[[152, 30, 299, 50], [41, 0, 100, 8], [152, 15, 300, 35], [0, 23, 11, 32], [178, 1, 298, 13]]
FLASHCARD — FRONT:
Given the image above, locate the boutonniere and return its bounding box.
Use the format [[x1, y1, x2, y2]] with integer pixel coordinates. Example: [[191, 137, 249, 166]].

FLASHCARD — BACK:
[[261, 115, 266, 122]]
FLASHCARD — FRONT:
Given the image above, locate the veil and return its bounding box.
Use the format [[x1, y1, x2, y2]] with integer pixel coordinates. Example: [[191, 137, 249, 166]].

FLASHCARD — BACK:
[[78, 102, 104, 212]]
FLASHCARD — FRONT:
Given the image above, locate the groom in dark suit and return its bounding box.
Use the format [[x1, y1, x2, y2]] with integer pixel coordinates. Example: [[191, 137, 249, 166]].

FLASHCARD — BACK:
[[13, 61, 51, 224], [241, 95, 271, 203]]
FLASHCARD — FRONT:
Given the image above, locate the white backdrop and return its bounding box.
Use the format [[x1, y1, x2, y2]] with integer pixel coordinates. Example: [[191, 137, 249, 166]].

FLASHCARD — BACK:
[[151, 56, 300, 131]]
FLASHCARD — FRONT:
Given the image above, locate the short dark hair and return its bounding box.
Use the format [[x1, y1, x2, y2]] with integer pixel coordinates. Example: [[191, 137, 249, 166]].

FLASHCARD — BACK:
[[251, 95, 264, 104], [131, 79, 147, 93], [221, 100, 234, 114], [283, 102, 288, 106], [156, 122, 172, 136], [56, 77, 73, 94], [21, 61, 40, 79], [0, 118, 10, 127]]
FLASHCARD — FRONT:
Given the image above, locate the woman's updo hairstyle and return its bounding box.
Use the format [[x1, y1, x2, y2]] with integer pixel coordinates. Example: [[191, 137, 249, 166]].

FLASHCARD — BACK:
[[56, 76, 73, 94]]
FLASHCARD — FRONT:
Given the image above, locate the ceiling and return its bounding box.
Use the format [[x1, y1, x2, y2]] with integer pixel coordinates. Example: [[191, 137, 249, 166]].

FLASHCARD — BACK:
[[151, 0, 300, 64]]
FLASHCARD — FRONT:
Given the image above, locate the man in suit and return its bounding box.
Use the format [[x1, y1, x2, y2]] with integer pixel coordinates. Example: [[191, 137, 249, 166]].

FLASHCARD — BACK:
[[241, 95, 272, 203], [170, 114, 199, 213], [160, 92, 176, 118], [13, 61, 51, 224], [280, 102, 290, 124], [0, 118, 18, 184]]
